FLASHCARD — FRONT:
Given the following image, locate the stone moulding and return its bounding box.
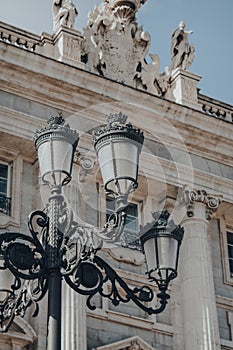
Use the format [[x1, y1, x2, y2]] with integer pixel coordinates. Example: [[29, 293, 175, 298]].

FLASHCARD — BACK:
[[92, 335, 156, 350]]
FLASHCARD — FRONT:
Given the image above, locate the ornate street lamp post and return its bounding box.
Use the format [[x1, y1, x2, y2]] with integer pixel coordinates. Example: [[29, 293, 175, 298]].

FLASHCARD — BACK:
[[0, 113, 184, 350]]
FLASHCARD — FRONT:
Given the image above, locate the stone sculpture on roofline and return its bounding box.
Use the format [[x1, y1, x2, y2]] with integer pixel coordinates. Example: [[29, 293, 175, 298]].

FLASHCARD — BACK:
[[51, 0, 197, 100], [169, 21, 195, 71], [53, 0, 78, 31]]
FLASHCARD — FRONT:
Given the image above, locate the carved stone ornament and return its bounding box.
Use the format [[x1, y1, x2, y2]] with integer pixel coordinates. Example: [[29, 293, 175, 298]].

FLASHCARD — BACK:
[[74, 151, 96, 182], [81, 0, 169, 95], [92, 335, 155, 350], [183, 186, 221, 220]]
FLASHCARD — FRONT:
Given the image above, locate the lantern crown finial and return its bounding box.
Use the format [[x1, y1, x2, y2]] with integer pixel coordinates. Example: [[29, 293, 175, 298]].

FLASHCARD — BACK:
[[140, 210, 184, 242], [93, 112, 144, 146], [107, 112, 128, 125], [47, 114, 65, 127]]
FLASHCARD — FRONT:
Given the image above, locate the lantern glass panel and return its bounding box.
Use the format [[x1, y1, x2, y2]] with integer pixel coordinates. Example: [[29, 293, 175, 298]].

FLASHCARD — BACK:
[[143, 237, 157, 275], [38, 138, 74, 187], [157, 236, 178, 271], [97, 138, 139, 195]]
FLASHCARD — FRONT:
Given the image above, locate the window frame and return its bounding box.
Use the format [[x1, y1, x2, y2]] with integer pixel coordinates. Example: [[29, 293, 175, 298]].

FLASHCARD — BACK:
[[0, 151, 23, 228], [220, 219, 233, 286], [0, 161, 12, 216], [226, 231, 233, 278]]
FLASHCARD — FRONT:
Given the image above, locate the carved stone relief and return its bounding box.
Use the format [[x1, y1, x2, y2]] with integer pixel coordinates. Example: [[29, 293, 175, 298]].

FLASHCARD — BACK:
[[81, 2, 196, 100], [82, 0, 168, 95], [62, 34, 83, 61], [74, 151, 96, 182]]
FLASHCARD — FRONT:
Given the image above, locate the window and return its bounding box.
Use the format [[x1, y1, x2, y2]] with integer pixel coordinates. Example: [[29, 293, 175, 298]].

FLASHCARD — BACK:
[[0, 163, 11, 215], [227, 232, 233, 278], [106, 197, 140, 247]]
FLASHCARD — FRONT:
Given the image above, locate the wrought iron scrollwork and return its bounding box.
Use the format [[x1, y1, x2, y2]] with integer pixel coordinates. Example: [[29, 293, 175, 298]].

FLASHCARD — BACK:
[[0, 279, 42, 332], [0, 192, 127, 332], [0, 210, 50, 332], [64, 255, 170, 314], [0, 187, 179, 334]]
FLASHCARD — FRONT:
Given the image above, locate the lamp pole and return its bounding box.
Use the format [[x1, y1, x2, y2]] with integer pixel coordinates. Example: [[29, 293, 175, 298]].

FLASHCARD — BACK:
[[0, 113, 184, 350], [46, 188, 63, 350]]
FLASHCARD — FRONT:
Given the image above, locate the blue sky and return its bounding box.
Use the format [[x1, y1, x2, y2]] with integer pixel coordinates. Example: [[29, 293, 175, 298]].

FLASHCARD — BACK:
[[1, 0, 232, 105]]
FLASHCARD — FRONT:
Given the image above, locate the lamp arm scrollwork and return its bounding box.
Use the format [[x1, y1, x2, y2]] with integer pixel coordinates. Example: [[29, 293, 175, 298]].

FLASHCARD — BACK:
[[0, 209, 50, 332], [64, 254, 169, 315], [0, 279, 43, 332]]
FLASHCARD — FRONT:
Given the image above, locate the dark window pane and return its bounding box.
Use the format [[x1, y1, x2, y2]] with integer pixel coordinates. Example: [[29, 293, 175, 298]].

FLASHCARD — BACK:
[[229, 259, 233, 275], [125, 203, 137, 217], [125, 216, 138, 232], [0, 178, 7, 194], [0, 164, 8, 178], [227, 232, 233, 245], [228, 245, 233, 259]]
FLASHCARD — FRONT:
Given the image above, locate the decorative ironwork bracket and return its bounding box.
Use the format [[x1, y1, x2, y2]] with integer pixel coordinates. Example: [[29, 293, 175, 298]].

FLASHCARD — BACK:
[[64, 255, 170, 315]]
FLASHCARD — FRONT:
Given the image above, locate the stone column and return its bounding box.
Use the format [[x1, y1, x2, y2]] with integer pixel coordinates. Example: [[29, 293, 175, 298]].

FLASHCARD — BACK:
[[180, 188, 221, 350]]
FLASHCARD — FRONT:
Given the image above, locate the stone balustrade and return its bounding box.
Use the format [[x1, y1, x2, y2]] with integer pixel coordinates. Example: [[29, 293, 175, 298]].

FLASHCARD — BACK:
[[199, 93, 233, 123], [0, 21, 41, 51]]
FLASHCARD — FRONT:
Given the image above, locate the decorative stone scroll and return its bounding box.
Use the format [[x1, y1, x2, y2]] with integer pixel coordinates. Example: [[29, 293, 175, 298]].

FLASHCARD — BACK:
[[74, 151, 96, 183], [183, 187, 221, 220]]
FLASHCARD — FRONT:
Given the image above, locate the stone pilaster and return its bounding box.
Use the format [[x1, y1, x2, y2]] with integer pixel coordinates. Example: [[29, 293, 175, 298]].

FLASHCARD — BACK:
[[180, 187, 221, 350], [168, 68, 202, 110]]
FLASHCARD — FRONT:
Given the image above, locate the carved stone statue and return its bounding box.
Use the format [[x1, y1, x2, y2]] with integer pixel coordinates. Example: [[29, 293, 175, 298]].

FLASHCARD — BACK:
[[170, 21, 195, 71], [53, 0, 78, 31]]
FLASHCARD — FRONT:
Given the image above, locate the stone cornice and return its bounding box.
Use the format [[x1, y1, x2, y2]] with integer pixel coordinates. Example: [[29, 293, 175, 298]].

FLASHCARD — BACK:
[[1, 42, 233, 172]]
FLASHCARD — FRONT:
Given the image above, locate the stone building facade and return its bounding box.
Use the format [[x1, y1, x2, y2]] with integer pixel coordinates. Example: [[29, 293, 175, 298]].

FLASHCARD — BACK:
[[0, 1, 233, 349]]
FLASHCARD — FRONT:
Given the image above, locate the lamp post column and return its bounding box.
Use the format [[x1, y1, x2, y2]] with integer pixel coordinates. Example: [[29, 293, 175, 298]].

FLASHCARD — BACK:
[[46, 189, 63, 350], [180, 188, 221, 350]]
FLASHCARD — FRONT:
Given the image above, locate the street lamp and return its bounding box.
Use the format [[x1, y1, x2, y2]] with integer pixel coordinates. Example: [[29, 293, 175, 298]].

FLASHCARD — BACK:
[[0, 113, 184, 350]]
